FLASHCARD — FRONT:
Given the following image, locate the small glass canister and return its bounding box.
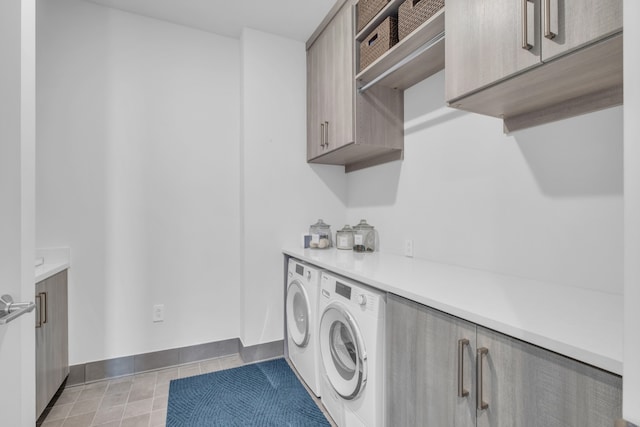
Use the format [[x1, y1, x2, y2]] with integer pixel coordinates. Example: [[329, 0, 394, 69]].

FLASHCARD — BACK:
[[336, 225, 355, 250], [309, 219, 332, 249], [353, 219, 378, 252]]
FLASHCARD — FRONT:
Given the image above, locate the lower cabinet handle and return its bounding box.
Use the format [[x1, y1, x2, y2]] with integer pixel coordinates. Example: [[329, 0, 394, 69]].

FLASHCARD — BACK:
[[35, 294, 42, 328], [457, 338, 469, 397], [324, 121, 329, 148], [521, 0, 533, 50], [320, 123, 325, 147], [476, 347, 489, 410], [40, 292, 48, 325]]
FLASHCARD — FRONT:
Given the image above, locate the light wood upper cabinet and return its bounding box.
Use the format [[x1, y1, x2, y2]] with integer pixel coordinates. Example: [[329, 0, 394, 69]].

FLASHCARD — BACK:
[[445, 0, 622, 132], [307, 1, 354, 161], [326, 1, 355, 153], [541, 0, 622, 62], [307, 27, 324, 161], [306, 0, 403, 172], [445, 0, 542, 102]]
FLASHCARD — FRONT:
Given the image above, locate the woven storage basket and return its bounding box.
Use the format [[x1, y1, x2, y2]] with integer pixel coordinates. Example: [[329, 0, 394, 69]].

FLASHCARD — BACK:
[[357, 0, 391, 32], [360, 16, 398, 71], [398, 0, 445, 40]]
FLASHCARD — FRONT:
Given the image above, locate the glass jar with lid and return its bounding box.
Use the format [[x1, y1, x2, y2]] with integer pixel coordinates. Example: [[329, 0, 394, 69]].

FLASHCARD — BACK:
[[309, 219, 332, 249], [336, 225, 354, 250], [353, 219, 378, 252]]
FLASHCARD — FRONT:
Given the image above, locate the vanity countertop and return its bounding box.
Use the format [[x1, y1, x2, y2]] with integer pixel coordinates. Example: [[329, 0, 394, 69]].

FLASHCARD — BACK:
[[283, 247, 623, 375], [35, 247, 70, 283]]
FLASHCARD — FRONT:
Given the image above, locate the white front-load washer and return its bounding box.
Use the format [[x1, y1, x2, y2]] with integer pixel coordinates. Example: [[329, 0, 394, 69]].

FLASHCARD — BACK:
[[318, 271, 386, 427], [286, 258, 323, 397]]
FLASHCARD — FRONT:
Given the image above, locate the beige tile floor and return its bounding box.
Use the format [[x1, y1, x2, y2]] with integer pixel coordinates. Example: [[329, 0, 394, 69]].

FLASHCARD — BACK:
[[40, 354, 335, 427]]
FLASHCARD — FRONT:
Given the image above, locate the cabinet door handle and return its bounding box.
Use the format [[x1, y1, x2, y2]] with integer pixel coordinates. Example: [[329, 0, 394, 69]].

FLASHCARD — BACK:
[[521, 0, 533, 50], [324, 121, 329, 148], [320, 123, 325, 147], [40, 292, 48, 325], [457, 338, 469, 397], [543, 0, 556, 39], [476, 347, 489, 410], [35, 294, 42, 328]]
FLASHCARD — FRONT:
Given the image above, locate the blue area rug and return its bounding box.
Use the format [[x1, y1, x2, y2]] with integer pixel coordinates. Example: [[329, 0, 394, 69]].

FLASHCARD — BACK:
[[167, 358, 330, 427]]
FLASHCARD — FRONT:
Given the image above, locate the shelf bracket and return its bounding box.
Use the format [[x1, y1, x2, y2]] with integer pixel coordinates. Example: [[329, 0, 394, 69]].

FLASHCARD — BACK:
[[358, 31, 445, 94]]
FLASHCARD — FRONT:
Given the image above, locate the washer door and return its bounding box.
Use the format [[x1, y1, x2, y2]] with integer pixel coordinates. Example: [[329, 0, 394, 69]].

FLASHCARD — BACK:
[[319, 302, 367, 400], [286, 280, 311, 348]]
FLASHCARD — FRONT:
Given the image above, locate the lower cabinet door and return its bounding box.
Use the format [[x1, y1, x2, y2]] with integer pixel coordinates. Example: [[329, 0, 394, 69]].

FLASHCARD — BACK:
[[35, 281, 48, 417], [35, 270, 69, 418], [475, 326, 622, 427], [386, 293, 476, 427]]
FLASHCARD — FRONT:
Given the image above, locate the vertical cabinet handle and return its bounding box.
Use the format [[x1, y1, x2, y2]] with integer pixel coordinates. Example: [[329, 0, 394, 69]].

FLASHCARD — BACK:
[[324, 121, 329, 148], [40, 292, 48, 324], [35, 294, 42, 328], [543, 0, 556, 39], [320, 123, 325, 147], [521, 0, 533, 50], [457, 338, 469, 397], [476, 347, 489, 410]]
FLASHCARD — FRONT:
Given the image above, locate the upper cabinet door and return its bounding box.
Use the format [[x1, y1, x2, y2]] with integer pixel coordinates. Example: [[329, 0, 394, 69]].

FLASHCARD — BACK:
[[307, 30, 325, 161], [325, 1, 354, 152], [540, 0, 622, 62], [445, 0, 542, 102]]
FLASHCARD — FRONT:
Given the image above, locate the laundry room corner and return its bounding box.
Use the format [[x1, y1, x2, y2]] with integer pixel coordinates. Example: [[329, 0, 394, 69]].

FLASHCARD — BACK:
[[239, 27, 348, 349]]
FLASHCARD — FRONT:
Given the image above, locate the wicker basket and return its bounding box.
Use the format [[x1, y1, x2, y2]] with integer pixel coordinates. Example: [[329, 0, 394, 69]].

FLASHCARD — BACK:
[[398, 0, 445, 40], [357, 0, 391, 32], [359, 16, 399, 71]]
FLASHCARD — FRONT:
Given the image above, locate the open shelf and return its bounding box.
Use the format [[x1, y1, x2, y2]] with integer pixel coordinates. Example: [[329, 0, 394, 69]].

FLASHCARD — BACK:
[[355, 8, 445, 91]]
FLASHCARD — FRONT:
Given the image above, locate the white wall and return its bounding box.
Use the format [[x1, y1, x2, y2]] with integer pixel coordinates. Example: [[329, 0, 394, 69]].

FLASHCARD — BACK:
[[624, 0, 640, 422], [37, 1, 348, 364], [0, 0, 36, 424], [37, 0, 242, 364], [348, 71, 623, 294], [240, 28, 347, 347]]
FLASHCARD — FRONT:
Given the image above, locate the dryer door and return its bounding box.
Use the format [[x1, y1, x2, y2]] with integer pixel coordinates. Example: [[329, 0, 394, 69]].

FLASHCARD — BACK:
[[286, 280, 311, 347], [319, 302, 368, 400]]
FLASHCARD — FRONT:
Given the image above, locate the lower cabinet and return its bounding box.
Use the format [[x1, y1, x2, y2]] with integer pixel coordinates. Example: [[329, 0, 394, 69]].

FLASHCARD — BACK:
[[386, 293, 622, 427], [36, 270, 69, 418]]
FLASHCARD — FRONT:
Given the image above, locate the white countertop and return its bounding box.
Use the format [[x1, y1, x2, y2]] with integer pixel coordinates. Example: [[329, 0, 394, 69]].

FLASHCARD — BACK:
[[283, 247, 623, 375], [35, 247, 70, 283]]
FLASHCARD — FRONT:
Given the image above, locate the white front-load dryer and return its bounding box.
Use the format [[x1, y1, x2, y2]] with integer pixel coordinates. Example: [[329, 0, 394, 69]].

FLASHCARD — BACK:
[[286, 258, 323, 397], [318, 271, 386, 427]]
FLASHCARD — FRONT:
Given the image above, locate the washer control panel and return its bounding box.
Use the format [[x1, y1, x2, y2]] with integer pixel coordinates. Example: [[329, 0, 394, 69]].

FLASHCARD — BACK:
[[321, 272, 382, 316]]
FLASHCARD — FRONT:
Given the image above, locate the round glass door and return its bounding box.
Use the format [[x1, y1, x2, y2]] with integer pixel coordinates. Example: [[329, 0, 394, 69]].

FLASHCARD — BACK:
[[286, 280, 310, 347], [319, 303, 367, 400]]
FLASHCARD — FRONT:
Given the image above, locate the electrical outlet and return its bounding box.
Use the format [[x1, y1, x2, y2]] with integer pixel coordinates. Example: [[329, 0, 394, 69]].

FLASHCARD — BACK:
[[404, 239, 414, 257], [153, 304, 164, 322]]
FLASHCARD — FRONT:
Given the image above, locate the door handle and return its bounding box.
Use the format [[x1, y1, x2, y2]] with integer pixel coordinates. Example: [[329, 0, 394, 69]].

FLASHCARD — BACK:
[[521, 0, 533, 50], [457, 338, 469, 397], [476, 347, 489, 410], [543, 0, 556, 39], [0, 294, 36, 325], [320, 122, 325, 147]]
